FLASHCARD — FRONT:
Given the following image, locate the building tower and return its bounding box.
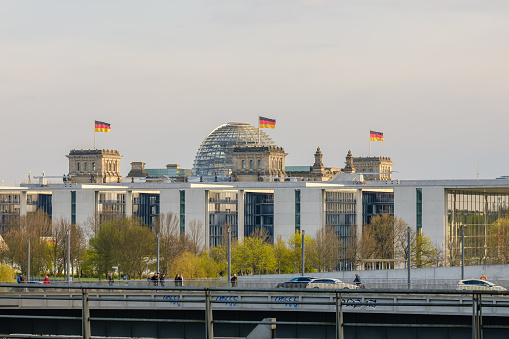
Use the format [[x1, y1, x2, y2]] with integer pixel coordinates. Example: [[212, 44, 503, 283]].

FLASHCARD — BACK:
[[343, 150, 356, 173], [231, 146, 287, 182], [67, 149, 123, 183]]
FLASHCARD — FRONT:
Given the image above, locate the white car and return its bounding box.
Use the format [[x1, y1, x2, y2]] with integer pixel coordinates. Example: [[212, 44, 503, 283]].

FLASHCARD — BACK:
[[306, 278, 359, 290], [456, 279, 507, 291]]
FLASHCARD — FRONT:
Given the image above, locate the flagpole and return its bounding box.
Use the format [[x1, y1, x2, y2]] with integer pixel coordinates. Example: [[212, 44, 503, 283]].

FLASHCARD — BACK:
[[94, 119, 96, 150], [369, 130, 371, 157], [258, 116, 260, 145]]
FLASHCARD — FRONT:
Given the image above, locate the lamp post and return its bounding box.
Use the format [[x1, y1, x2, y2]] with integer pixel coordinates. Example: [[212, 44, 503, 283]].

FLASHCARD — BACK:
[[301, 230, 305, 276], [67, 230, 71, 283], [227, 225, 231, 287], [407, 227, 411, 289], [461, 225, 465, 280], [156, 233, 160, 275], [27, 238, 30, 283]]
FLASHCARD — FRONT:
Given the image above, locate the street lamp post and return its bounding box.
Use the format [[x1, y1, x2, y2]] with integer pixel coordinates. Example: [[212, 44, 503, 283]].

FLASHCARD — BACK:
[[67, 230, 71, 283], [27, 238, 30, 283], [407, 227, 411, 289], [461, 226, 465, 280], [156, 233, 160, 275], [227, 226, 231, 287], [301, 230, 305, 276]]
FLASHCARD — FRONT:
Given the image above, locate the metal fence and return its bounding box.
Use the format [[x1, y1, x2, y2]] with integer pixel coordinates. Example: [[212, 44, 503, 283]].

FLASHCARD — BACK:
[[0, 283, 507, 339]]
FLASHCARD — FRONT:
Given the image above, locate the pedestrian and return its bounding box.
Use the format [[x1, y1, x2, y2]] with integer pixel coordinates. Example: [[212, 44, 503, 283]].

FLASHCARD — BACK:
[[174, 274, 179, 286], [353, 274, 361, 286], [160, 273, 165, 287], [231, 274, 238, 287], [43, 275, 50, 284], [177, 274, 183, 287], [108, 273, 114, 285], [151, 273, 159, 286]]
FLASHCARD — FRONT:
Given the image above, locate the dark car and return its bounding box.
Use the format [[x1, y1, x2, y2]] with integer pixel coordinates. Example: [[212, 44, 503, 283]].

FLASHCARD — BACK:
[[276, 276, 318, 288]]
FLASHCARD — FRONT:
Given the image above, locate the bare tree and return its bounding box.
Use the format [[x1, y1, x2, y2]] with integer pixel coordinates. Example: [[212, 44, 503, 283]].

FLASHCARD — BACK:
[[313, 225, 341, 272], [185, 219, 204, 255]]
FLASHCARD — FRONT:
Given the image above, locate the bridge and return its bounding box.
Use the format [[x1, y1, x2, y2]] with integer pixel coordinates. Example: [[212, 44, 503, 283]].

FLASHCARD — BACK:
[[1, 283, 508, 339]]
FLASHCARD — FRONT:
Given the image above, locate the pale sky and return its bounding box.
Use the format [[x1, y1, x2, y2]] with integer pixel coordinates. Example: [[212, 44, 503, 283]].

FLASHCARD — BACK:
[[2, 1, 509, 186]]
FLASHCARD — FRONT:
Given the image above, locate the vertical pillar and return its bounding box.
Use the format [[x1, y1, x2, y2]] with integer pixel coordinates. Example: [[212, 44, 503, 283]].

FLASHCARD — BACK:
[[125, 190, 133, 217], [204, 190, 210, 250], [82, 289, 91, 339], [237, 190, 245, 242], [336, 292, 343, 339], [356, 189, 363, 240], [20, 191, 27, 216], [301, 230, 305, 276], [205, 289, 214, 339]]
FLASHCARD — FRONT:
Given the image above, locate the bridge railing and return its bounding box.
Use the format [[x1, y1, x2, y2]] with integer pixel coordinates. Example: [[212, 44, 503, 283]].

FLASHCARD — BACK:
[[0, 284, 508, 339], [29, 277, 508, 290]]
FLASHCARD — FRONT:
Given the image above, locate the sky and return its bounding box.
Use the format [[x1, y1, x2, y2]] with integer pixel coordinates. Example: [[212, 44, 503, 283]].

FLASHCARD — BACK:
[[2, 0, 509, 186]]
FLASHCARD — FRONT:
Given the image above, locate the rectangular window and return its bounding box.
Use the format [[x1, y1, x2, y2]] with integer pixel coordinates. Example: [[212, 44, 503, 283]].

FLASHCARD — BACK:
[[416, 188, 422, 232], [295, 190, 301, 232], [71, 191, 76, 224], [180, 190, 185, 234]]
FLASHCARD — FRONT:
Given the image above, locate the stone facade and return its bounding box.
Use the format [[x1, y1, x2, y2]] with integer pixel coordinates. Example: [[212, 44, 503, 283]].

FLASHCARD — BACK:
[[67, 149, 123, 183], [231, 146, 287, 182], [353, 156, 393, 180]]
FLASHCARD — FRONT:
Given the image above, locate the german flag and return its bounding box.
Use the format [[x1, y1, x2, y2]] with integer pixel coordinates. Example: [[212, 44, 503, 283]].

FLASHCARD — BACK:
[[259, 116, 276, 129], [95, 120, 111, 133], [370, 130, 383, 141]]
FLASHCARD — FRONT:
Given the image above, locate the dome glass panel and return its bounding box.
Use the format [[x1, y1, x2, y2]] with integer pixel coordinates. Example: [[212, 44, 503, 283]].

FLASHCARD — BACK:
[[192, 122, 276, 176]]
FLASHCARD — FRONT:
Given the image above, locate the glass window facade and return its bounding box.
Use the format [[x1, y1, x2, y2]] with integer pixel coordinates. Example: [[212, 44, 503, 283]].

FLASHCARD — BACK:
[[325, 190, 356, 269], [133, 193, 160, 227], [244, 192, 274, 242], [0, 193, 20, 231], [295, 190, 301, 232], [362, 191, 394, 225], [98, 191, 125, 224], [192, 123, 276, 177], [71, 191, 76, 224], [180, 190, 185, 234], [416, 188, 422, 232], [447, 190, 509, 265], [209, 191, 238, 247], [27, 193, 52, 219]]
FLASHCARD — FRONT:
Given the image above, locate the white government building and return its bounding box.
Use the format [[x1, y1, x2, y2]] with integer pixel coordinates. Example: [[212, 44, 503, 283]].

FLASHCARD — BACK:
[[1, 123, 508, 269]]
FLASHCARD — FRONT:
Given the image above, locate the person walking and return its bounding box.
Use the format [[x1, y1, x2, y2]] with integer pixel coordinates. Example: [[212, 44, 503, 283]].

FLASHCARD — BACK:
[[174, 274, 179, 287], [159, 273, 165, 287], [43, 275, 50, 284], [231, 274, 238, 287], [353, 274, 361, 286], [108, 273, 114, 285]]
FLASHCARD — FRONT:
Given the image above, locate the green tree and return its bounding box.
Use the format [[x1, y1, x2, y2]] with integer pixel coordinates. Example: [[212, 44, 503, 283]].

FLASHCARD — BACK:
[[487, 217, 509, 264], [274, 236, 292, 273], [89, 218, 155, 278], [412, 232, 440, 268], [286, 231, 314, 273], [0, 263, 16, 282]]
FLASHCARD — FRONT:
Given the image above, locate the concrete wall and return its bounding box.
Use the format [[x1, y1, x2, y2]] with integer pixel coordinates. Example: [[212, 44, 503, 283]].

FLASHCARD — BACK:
[[51, 190, 71, 222], [421, 186, 447, 247], [274, 188, 295, 241], [300, 188, 323, 237]]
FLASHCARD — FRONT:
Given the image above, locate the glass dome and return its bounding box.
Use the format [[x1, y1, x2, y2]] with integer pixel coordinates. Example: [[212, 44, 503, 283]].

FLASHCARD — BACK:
[[192, 122, 276, 177]]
